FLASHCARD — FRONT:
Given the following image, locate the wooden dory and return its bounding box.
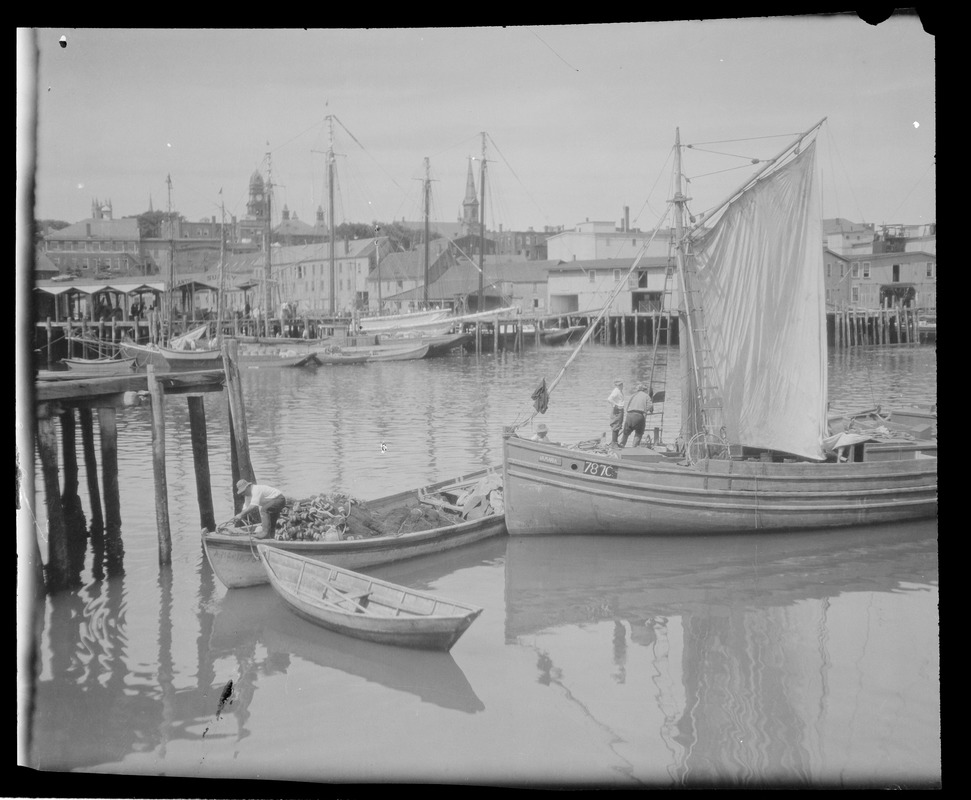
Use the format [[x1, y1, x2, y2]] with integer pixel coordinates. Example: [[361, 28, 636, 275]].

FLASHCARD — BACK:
[[256, 546, 483, 651], [62, 356, 136, 376], [202, 469, 506, 589]]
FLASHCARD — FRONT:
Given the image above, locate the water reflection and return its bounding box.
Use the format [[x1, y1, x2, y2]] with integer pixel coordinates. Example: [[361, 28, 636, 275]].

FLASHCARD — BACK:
[[209, 585, 485, 719], [504, 521, 939, 785]]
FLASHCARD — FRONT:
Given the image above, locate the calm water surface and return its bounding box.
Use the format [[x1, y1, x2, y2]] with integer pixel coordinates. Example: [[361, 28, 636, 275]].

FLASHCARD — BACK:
[[22, 343, 939, 788]]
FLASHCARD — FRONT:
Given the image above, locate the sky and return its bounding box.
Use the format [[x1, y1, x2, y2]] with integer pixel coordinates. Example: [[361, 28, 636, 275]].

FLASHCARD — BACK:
[[19, 16, 935, 236]]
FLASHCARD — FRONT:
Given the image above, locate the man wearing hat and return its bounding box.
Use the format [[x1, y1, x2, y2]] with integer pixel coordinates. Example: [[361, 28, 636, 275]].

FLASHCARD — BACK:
[[620, 383, 653, 448], [531, 423, 551, 442], [606, 379, 625, 445], [232, 478, 286, 539]]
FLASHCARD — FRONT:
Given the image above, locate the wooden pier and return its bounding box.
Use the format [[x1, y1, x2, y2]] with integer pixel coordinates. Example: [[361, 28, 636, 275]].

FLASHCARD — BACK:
[[32, 341, 258, 593], [464, 307, 930, 352]]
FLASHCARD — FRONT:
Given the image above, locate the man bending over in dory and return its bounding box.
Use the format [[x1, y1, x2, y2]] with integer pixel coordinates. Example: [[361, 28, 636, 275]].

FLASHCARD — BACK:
[[232, 479, 286, 539]]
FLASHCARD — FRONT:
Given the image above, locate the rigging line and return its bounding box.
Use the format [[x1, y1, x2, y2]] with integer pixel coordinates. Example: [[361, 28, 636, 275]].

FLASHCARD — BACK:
[[485, 134, 548, 221], [426, 133, 483, 162], [514, 206, 673, 432], [821, 123, 866, 224], [526, 28, 580, 72], [687, 132, 802, 146], [685, 145, 763, 161], [630, 146, 676, 232], [332, 115, 409, 196], [690, 162, 768, 180], [885, 160, 934, 224]]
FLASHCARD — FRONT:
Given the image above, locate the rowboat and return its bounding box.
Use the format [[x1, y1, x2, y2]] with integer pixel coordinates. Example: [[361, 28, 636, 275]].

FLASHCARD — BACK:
[[256, 546, 484, 651], [62, 355, 136, 376], [313, 351, 369, 367], [501, 120, 938, 535], [235, 344, 319, 369], [339, 343, 430, 362], [202, 469, 506, 589], [209, 581, 487, 712], [377, 331, 474, 357], [540, 325, 585, 346]]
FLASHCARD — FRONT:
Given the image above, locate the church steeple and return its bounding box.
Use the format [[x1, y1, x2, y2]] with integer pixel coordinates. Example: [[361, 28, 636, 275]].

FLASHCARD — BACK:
[[461, 157, 479, 234]]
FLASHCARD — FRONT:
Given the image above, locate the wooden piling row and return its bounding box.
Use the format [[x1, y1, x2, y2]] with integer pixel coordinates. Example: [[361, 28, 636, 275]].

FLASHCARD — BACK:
[[829, 306, 925, 348], [33, 364, 231, 593]]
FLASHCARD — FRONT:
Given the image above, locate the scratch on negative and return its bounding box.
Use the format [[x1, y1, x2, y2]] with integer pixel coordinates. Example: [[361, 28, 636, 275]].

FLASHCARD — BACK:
[[216, 679, 234, 719]]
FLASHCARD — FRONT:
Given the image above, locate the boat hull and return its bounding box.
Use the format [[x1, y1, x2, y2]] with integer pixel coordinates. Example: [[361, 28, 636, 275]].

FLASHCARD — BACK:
[[118, 341, 169, 371], [256, 547, 483, 651], [157, 346, 224, 371], [502, 435, 938, 535], [62, 356, 136, 376], [202, 469, 507, 588], [338, 344, 430, 362], [237, 348, 318, 368]]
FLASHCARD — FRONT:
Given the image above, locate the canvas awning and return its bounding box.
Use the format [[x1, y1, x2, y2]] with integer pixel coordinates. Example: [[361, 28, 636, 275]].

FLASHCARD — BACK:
[[34, 280, 167, 296], [176, 279, 220, 292]]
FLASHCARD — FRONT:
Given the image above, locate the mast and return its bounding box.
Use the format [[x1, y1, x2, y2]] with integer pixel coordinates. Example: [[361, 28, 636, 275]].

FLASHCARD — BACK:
[[166, 173, 174, 343], [216, 194, 226, 347], [423, 157, 430, 309], [263, 150, 273, 338], [477, 133, 486, 311], [671, 128, 708, 441], [327, 116, 337, 317], [375, 223, 382, 311]]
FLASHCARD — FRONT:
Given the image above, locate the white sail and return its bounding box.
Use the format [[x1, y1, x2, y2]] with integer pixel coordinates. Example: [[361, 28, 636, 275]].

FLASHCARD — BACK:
[[689, 142, 827, 460]]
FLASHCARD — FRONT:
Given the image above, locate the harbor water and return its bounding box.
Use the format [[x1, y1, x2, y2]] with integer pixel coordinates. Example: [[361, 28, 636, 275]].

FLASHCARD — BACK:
[[22, 343, 939, 788]]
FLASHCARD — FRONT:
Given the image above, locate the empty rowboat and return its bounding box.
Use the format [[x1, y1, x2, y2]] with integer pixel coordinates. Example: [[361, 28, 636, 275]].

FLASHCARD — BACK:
[[256, 545, 484, 651]]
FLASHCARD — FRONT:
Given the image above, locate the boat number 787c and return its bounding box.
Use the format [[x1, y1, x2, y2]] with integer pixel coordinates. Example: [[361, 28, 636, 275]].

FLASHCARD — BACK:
[[582, 461, 617, 479]]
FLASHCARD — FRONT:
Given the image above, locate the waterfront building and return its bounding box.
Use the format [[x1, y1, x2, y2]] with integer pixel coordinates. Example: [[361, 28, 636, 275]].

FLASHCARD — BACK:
[[545, 212, 674, 263], [381, 257, 559, 314], [43, 200, 145, 278], [546, 256, 677, 316]]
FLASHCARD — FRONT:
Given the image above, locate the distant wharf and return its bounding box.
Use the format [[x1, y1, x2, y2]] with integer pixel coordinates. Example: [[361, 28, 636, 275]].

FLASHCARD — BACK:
[[32, 305, 932, 366]]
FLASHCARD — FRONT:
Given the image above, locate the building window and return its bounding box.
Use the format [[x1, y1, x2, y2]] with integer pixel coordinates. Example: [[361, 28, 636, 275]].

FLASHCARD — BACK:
[[589, 270, 596, 283], [862, 262, 871, 278], [613, 269, 621, 282], [926, 262, 935, 278], [840, 264, 846, 278], [851, 286, 859, 303], [851, 263, 859, 278], [826, 263, 832, 278], [533, 297, 540, 309]]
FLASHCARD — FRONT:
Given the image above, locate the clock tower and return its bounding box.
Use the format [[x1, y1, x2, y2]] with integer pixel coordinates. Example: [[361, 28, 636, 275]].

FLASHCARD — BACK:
[[247, 170, 267, 218]]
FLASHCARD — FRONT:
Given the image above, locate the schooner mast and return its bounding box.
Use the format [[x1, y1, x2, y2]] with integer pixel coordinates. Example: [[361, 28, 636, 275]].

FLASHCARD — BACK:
[[423, 157, 430, 309], [327, 116, 336, 317], [477, 133, 486, 312], [263, 150, 273, 338]]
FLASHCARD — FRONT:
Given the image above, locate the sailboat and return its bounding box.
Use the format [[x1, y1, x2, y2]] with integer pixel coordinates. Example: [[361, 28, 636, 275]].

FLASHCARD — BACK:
[[501, 120, 937, 535]]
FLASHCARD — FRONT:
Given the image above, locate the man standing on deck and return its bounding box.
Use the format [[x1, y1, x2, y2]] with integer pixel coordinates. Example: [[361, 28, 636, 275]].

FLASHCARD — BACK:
[[620, 384, 653, 448], [232, 479, 286, 540], [607, 379, 625, 446]]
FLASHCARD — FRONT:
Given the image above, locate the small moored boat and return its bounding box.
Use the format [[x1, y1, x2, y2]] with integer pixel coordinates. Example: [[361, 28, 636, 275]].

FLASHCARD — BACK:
[[62, 355, 136, 376], [256, 546, 484, 651], [202, 469, 506, 589]]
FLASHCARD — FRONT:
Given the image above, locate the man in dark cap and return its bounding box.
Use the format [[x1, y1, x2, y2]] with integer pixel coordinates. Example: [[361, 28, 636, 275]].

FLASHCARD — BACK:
[[620, 383, 653, 448], [231, 478, 286, 539]]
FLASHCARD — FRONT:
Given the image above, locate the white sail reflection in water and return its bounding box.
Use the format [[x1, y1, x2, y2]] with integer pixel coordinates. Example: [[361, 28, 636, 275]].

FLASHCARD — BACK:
[[503, 523, 939, 784]]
